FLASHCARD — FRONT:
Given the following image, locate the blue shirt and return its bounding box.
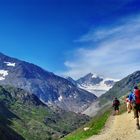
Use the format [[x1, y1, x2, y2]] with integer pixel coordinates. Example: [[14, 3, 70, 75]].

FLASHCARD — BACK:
[[128, 92, 135, 102]]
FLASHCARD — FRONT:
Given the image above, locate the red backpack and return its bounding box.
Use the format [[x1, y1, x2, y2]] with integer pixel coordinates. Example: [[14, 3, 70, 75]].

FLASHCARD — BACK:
[[135, 89, 140, 104]]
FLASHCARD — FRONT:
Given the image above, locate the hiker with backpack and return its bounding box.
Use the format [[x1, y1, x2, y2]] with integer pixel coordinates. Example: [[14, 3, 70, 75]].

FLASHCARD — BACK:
[[129, 86, 140, 129], [112, 97, 120, 115]]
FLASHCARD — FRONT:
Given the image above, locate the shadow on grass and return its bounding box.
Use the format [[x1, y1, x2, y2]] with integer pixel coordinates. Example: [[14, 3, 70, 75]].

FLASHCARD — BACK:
[[0, 102, 25, 140]]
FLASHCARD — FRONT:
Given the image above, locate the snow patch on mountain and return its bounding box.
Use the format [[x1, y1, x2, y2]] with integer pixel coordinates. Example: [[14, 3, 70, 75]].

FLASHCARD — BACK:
[[0, 70, 8, 80], [58, 95, 63, 101], [4, 62, 16, 67], [73, 94, 78, 99], [92, 74, 98, 78]]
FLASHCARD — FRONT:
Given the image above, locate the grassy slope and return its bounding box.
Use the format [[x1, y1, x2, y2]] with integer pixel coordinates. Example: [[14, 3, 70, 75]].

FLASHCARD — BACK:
[[10, 102, 89, 140], [0, 86, 56, 140], [0, 102, 25, 140], [9, 102, 55, 140], [0, 85, 89, 140], [61, 109, 111, 140]]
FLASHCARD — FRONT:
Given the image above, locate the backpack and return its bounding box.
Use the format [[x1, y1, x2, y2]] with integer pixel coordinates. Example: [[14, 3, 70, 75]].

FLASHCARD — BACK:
[[134, 89, 140, 104], [113, 99, 120, 106]]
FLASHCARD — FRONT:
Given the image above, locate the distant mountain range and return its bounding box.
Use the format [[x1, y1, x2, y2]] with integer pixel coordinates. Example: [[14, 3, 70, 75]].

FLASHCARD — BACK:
[[66, 73, 117, 97], [0, 52, 97, 113]]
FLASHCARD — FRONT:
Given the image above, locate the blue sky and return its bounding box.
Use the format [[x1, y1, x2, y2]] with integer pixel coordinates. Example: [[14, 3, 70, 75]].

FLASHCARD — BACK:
[[1, 0, 140, 79]]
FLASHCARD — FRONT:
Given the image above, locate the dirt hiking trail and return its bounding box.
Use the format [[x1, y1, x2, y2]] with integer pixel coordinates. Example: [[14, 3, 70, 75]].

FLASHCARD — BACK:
[[87, 112, 140, 140]]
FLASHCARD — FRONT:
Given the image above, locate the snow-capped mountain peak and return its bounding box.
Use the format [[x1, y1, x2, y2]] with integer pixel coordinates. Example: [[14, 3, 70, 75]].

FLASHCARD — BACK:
[[76, 73, 118, 97], [77, 73, 103, 85], [66, 73, 118, 97]]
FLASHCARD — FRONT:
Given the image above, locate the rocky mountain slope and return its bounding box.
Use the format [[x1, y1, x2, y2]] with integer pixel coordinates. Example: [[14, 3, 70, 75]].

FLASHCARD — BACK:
[[0, 85, 90, 140], [0, 52, 97, 113]]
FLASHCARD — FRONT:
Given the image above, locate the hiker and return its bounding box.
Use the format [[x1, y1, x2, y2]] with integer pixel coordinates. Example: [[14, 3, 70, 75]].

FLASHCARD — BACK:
[[112, 97, 120, 115], [129, 86, 140, 129], [125, 95, 131, 113]]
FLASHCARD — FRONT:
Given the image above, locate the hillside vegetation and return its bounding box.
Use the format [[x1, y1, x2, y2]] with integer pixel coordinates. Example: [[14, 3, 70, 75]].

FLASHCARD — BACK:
[[61, 108, 111, 140], [0, 85, 89, 140]]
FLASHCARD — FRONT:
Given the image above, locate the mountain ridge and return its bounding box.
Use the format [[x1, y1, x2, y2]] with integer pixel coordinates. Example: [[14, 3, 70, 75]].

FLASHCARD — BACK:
[[0, 52, 97, 113]]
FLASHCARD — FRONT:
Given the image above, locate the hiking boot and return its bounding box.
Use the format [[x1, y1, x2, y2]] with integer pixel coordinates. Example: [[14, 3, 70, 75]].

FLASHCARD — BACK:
[[136, 124, 140, 130]]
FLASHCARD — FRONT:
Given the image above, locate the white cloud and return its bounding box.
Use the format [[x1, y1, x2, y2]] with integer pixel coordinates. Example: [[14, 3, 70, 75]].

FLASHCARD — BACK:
[[61, 15, 140, 80]]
